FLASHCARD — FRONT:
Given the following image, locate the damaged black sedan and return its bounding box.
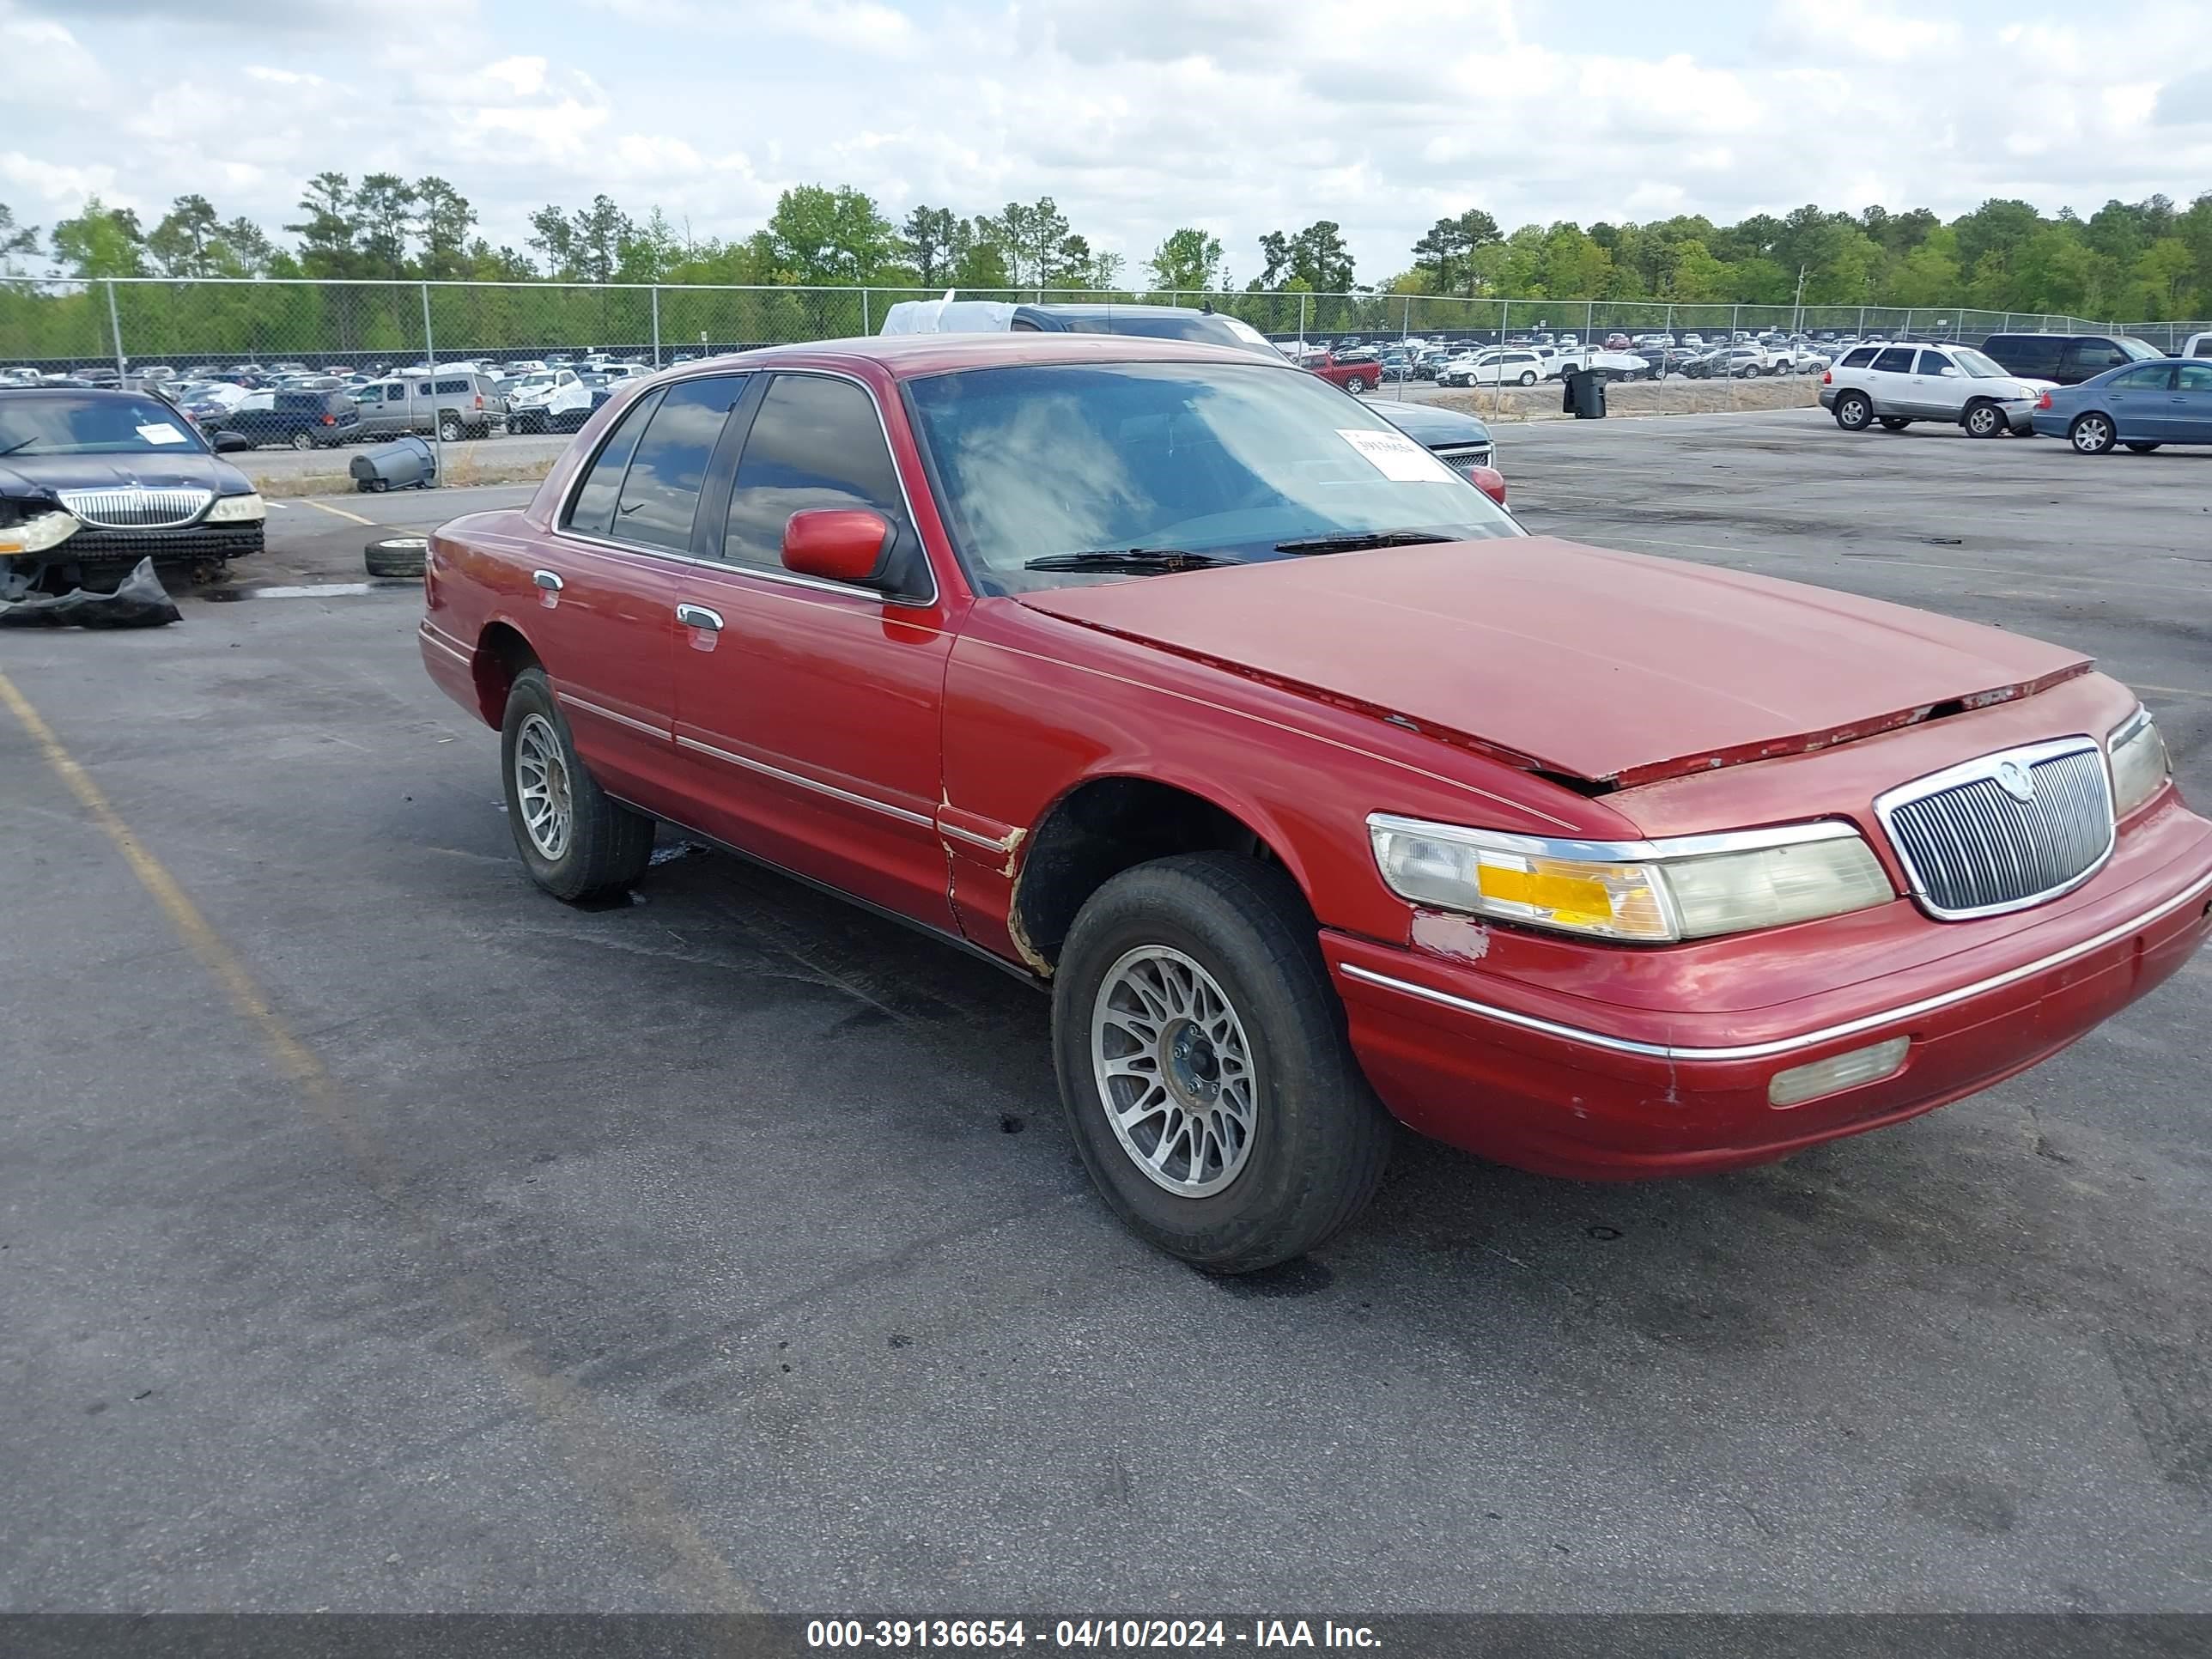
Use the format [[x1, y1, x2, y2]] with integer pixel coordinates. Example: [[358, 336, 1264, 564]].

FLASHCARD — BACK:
[[0, 386, 264, 591]]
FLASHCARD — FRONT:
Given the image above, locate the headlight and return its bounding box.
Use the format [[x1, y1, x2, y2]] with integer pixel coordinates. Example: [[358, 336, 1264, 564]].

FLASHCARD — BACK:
[[2108, 706, 2170, 817], [204, 493, 265, 523], [1367, 815, 1895, 944], [0, 506, 82, 556]]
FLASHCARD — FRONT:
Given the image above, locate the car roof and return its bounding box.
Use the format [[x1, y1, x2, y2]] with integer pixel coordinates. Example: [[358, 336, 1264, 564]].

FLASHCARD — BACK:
[[667, 332, 1289, 381]]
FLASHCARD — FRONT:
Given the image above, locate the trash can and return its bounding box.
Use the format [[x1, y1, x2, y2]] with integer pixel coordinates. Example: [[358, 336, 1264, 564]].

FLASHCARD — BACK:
[[349, 434, 438, 493], [1563, 368, 1607, 419]]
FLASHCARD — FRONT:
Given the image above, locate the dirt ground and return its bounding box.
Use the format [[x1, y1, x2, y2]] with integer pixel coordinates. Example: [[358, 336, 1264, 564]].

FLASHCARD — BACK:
[[1425, 375, 1821, 423]]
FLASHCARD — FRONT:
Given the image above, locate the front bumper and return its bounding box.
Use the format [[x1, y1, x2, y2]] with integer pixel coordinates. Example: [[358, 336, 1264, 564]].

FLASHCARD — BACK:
[[1328, 796, 2212, 1180], [6, 521, 263, 565]]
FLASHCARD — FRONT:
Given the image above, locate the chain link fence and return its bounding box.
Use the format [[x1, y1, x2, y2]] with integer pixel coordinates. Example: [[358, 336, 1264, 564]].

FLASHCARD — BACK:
[[0, 276, 2166, 374]]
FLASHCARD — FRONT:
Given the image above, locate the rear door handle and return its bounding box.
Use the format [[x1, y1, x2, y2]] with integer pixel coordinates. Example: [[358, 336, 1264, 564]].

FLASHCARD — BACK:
[[532, 569, 563, 591], [676, 604, 724, 632]]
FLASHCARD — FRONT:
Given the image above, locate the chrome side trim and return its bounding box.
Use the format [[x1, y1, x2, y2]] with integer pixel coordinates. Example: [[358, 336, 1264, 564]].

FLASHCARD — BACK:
[[939, 821, 1016, 853], [1365, 811, 1867, 866], [676, 734, 934, 828], [419, 625, 472, 666], [1338, 865, 2212, 1063], [556, 690, 667, 740]]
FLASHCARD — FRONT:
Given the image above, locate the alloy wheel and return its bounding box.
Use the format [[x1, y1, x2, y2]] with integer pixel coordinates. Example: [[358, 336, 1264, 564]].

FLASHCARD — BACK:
[[513, 712, 574, 860], [1091, 945, 1259, 1199]]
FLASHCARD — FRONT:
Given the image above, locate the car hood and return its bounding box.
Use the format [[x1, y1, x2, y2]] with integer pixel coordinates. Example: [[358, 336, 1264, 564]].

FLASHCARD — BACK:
[[0, 450, 251, 498], [1369, 401, 1492, 447], [1015, 537, 2092, 789]]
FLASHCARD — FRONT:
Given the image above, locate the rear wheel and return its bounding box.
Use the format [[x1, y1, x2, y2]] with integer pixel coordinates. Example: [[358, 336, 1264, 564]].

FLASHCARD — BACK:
[[289, 429, 315, 450], [2069, 412, 2116, 454], [1878, 416, 1911, 431], [1052, 853, 1392, 1273], [1963, 400, 2006, 438], [1343, 374, 1368, 394], [2124, 441, 2161, 453], [437, 415, 464, 443], [499, 667, 655, 903], [1833, 392, 1873, 430]]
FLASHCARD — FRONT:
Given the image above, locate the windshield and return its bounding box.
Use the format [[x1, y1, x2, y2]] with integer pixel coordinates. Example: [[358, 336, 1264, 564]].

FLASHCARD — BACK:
[[0, 393, 209, 457], [1951, 347, 2010, 378], [2118, 337, 2163, 362], [904, 361, 1521, 594]]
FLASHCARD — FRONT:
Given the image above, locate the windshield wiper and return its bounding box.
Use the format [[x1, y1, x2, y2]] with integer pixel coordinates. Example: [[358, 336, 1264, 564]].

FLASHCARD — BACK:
[[0, 437, 39, 458], [1273, 529, 1458, 555], [1023, 547, 1244, 573]]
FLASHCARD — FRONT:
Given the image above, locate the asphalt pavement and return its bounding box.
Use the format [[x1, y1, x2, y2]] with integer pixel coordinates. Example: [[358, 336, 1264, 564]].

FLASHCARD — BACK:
[[3, 409, 2208, 1613]]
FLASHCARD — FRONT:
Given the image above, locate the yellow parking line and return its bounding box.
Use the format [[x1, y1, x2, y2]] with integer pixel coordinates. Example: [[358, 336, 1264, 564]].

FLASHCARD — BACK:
[[0, 667, 756, 1612], [301, 498, 378, 526]]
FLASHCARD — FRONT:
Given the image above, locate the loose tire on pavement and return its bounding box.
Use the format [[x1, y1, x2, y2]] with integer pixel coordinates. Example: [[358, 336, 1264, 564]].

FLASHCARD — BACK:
[[364, 535, 428, 579]]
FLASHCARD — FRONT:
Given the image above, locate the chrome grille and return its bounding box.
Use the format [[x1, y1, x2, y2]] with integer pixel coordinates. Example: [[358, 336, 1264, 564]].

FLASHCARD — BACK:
[[1433, 443, 1494, 477], [56, 486, 212, 529], [1875, 738, 2114, 920]]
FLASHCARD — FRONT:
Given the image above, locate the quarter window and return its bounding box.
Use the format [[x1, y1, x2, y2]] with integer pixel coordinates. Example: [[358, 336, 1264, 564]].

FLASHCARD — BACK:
[[2112, 364, 2174, 390], [2063, 340, 2131, 373], [1841, 347, 1879, 368], [722, 374, 905, 569], [1873, 348, 1916, 374], [2174, 364, 2212, 391], [611, 375, 749, 553], [563, 388, 663, 538]]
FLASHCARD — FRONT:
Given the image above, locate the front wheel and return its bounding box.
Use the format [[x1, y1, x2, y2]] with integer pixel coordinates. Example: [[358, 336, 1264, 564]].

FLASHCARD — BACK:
[[1963, 400, 2006, 438], [2069, 412, 2116, 454], [1833, 391, 1873, 430], [289, 429, 315, 450], [1518, 370, 1537, 386], [1052, 853, 1392, 1274], [500, 667, 656, 902]]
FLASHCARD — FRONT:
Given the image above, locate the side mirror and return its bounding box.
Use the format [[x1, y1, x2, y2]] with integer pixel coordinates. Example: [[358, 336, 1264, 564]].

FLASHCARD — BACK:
[[783, 507, 894, 587]]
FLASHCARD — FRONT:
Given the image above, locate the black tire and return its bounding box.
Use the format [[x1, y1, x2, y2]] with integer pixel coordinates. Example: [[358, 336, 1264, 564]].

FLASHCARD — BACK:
[[499, 667, 655, 903], [2069, 412, 2116, 454], [289, 429, 315, 450], [1963, 400, 2006, 438], [2124, 441, 2161, 453], [437, 415, 464, 443], [1878, 416, 1911, 431], [1051, 852, 1392, 1273], [364, 535, 428, 579], [1833, 391, 1873, 431]]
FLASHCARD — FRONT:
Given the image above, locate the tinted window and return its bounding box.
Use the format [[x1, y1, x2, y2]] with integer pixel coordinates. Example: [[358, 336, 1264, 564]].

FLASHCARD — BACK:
[[2112, 364, 2174, 390], [1873, 348, 1917, 374], [2177, 363, 2212, 392], [2064, 340, 2131, 373], [1914, 350, 1954, 374], [434, 378, 471, 396], [1842, 347, 1879, 368], [1984, 335, 2063, 377], [722, 375, 904, 568], [564, 388, 662, 538], [2192, 339, 2212, 359], [609, 377, 746, 551]]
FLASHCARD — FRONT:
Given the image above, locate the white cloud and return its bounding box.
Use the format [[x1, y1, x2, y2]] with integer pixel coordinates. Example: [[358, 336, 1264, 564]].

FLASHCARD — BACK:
[[0, 0, 2209, 283]]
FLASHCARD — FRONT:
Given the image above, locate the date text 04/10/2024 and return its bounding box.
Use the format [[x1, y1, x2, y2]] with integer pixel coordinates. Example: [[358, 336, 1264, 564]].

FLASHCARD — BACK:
[[804, 1621, 1382, 1650]]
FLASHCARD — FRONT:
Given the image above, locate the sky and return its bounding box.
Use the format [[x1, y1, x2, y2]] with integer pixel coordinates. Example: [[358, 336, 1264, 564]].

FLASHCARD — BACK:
[[5, 0, 2212, 283]]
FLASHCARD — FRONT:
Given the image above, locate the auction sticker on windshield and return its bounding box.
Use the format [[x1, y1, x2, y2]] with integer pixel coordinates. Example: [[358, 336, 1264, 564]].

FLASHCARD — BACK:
[[136, 422, 188, 445], [1337, 428, 1455, 483]]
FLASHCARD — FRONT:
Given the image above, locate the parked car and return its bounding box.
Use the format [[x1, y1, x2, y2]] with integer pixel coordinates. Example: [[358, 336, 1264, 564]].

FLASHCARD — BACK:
[[2028, 359, 2212, 453], [1437, 349, 1544, 387], [213, 386, 364, 449], [416, 334, 2210, 1272], [1978, 333, 2164, 386], [1821, 342, 2051, 437], [2179, 332, 2212, 360], [356, 372, 509, 441], [505, 369, 599, 434], [1365, 399, 1504, 501], [0, 386, 265, 578], [1603, 333, 1632, 350]]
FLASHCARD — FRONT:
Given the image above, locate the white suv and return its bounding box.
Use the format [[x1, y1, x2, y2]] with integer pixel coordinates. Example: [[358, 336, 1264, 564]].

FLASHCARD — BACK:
[[1820, 341, 2051, 438]]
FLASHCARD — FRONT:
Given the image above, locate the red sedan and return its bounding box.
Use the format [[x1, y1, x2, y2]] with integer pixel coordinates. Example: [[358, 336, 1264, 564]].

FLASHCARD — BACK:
[[418, 335, 2212, 1272]]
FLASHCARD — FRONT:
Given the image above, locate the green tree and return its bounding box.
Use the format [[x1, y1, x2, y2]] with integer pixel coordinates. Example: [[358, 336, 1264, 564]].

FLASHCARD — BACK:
[[353, 173, 418, 278], [147, 194, 222, 276], [947, 218, 1010, 288], [768, 185, 895, 284], [1148, 227, 1224, 292], [901, 205, 959, 288], [1253, 230, 1291, 289], [570, 194, 635, 284], [526, 204, 575, 277], [1285, 221, 1353, 291], [1664, 239, 1732, 301], [415, 177, 477, 280], [989, 198, 1073, 287], [50, 197, 147, 276], [1409, 207, 1499, 296], [287, 172, 361, 276], [0, 201, 37, 271]]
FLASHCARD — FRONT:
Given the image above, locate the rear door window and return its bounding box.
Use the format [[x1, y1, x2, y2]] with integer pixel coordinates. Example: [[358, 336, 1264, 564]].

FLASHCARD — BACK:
[[1841, 347, 1879, 368], [609, 375, 749, 553], [2112, 364, 2175, 390], [722, 374, 905, 569], [1873, 347, 1917, 374], [563, 388, 663, 539], [2176, 363, 2212, 391], [2064, 339, 2132, 374]]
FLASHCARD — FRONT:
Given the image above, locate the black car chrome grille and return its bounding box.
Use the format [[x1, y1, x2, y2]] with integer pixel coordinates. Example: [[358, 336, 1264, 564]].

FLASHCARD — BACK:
[[57, 486, 214, 528], [1432, 443, 1494, 477], [1876, 738, 2113, 920]]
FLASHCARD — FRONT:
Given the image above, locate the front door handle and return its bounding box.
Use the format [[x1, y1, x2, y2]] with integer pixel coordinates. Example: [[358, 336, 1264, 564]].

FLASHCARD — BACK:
[[675, 603, 724, 632], [532, 569, 563, 591]]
